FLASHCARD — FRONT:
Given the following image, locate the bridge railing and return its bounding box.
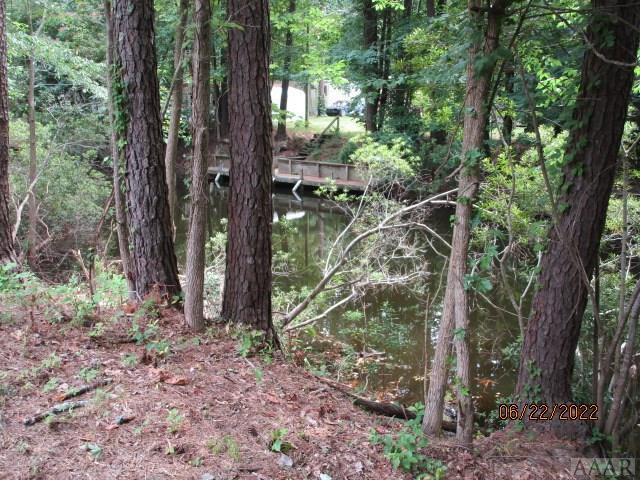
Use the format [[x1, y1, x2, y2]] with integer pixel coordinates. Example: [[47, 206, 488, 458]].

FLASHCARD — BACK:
[[208, 154, 368, 185], [276, 157, 364, 183]]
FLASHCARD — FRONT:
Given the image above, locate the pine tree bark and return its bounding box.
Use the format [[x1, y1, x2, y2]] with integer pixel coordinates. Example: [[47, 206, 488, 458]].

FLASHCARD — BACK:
[[222, 0, 275, 338], [27, 55, 37, 266], [113, 0, 181, 299], [185, 0, 211, 332], [105, 0, 134, 299], [426, 0, 436, 16], [363, 0, 378, 132], [217, 75, 230, 139], [516, 0, 640, 437], [275, 0, 296, 142], [502, 61, 514, 144], [165, 0, 189, 237], [423, 0, 507, 445], [0, 0, 17, 264], [376, 8, 393, 131]]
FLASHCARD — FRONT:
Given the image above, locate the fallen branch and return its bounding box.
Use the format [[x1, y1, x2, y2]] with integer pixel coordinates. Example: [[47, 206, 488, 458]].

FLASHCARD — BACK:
[[55, 378, 112, 402], [282, 188, 458, 327], [284, 290, 357, 332], [312, 375, 456, 432], [24, 400, 89, 426]]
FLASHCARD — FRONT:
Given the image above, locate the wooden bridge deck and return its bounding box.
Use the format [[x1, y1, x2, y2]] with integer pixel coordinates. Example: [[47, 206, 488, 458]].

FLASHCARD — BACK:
[[207, 155, 368, 192]]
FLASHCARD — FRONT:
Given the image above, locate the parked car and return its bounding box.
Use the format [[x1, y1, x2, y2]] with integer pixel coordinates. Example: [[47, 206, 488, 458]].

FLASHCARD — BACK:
[[325, 101, 349, 116]]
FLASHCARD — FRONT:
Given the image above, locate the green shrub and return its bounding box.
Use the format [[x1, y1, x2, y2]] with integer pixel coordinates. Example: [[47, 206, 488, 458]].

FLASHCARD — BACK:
[[370, 403, 446, 479]]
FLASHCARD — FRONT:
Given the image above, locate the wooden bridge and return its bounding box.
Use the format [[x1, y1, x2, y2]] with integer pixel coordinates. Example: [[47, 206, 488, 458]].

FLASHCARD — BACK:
[[207, 156, 367, 192], [207, 116, 368, 192]]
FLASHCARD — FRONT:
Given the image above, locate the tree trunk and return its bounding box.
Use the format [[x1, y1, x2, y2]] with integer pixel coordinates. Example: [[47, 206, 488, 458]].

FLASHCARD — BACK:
[[363, 0, 378, 132], [390, 0, 412, 118], [217, 76, 230, 139], [275, 0, 296, 142], [426, 0, 435, 16], [113, 0, 181, 300], [185, 0, 211, 332], [502, 61, 514, 144], [423, 0, 507, 446], [104, 0, 134, 299], [222, 0, 275, 338], [0, 0, 17, 264], [516, 0, 640, 438], [27, 55, 37, 266], [376, 9, 392, 131], [165, 0, 189, 238]]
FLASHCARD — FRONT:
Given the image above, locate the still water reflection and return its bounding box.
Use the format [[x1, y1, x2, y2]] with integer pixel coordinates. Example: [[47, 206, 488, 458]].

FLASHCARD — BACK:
[[176, 186, 519, 415]]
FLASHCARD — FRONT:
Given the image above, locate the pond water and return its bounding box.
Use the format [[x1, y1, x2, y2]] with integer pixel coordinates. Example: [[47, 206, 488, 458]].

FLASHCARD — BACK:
[[175, 185, 520, 417]]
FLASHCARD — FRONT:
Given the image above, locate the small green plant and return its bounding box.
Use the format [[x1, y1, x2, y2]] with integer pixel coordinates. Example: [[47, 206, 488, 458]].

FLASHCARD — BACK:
[[88, 322, 105, 338], [42, 377, 61, 393], [121, 353, 138, 368], [133, 419, 149, 435], [147, 338, 171, 357], [189, 456, 204, 467], [269, 428, 293, 453], [236, 329, 265, 357], [207, 435, 240, 461], [81, 442, 103, 460], [41, 353, 62, 370], [254, 367, 264, 384], [136, 298, 160, 320], [91, 388, 110, 411], [129, 320, 170, 357], [78, 367, 100, 383], [166, 408, 184, 434], [370, 403, 446, 479], [130, 319, 159, 345]]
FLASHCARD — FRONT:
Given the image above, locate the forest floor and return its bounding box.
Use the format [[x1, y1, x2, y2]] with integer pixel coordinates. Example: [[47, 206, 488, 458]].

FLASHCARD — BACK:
[[0, 301, 587, 480]]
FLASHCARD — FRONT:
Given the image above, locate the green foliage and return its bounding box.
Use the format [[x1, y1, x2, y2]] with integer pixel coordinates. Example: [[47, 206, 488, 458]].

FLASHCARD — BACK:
[[235, 329, 266, 358], [347, 134, 420, 182], [41, 352, 61, 370], [207, 435, 241, 461], [269, 427, 293, 453], [130, 320, 159, 346], [77, 367, 100, 383], [41, 377, 60, 393], [120, 354, 138, 369], [370, 404, 446, 478], [80, 443, 103, 461], [166, 408, 184, 434]]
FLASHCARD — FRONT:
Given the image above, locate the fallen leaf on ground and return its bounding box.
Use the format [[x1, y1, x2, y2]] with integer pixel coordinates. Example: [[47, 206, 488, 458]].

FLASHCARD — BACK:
[[164, 376, 189, 386]]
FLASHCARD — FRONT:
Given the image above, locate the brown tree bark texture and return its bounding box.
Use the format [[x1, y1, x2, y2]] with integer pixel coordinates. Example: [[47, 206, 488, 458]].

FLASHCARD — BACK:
[[216, 69, 230, 140], [222, 0, 275, 336], [376, 8, 392, 131], [0, 0, 17, 264], [27, 55, 37, 265], [516, 0, 640, 436], [363, 0, 378, 132], [105, 0, 134, 299], [165, 0, 189, 236], [185, 0, 211, 332], [275, 0, 296, 141], [113, 0, 181, 299], [423, 0, 506, 444]]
